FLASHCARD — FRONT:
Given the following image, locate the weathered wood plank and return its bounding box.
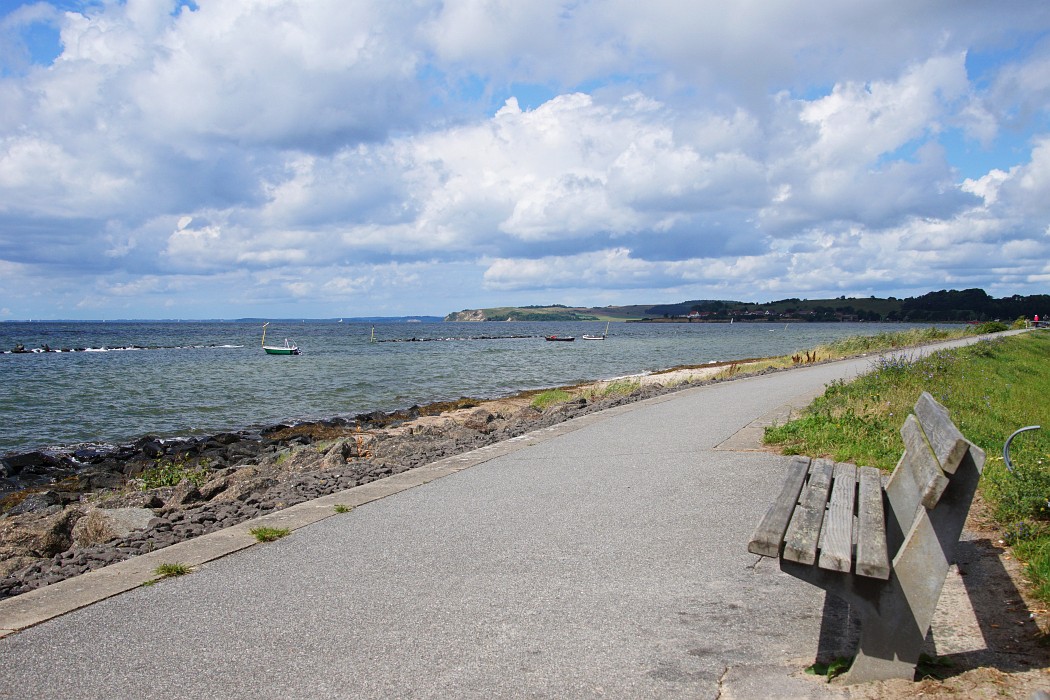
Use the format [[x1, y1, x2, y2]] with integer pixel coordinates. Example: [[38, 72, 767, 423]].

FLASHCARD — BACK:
[[748, 456, 811, 557], [913, 391, 969, 474], [784, 459, 835, 565], [885, 413, 950, 556], [855, 466, 890, 579], [900, 413, 950, 509], [800, 458, 834, 507], [818, 462, 858, 573]]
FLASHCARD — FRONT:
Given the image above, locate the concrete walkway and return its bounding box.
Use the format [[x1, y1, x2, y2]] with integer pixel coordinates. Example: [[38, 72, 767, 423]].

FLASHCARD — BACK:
[[0, 335, 1006, 698]]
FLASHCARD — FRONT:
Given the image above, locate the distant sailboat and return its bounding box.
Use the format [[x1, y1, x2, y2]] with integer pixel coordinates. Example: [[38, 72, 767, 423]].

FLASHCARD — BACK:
[[583, 322, 610, 340]]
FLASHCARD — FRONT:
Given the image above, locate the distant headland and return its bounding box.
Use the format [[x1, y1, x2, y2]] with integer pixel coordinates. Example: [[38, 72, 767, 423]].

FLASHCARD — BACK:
[[444, 289, 1050, 324]]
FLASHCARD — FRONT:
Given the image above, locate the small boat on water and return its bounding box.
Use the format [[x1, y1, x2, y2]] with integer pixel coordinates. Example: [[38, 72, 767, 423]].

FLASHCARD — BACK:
[[262, 323, 301, 355], [582, 322, 610, 340], [545, 335, 575, 342]]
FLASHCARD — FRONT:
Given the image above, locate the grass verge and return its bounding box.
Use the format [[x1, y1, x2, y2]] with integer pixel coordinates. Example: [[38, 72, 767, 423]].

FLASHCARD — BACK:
[[764, 331, 1050, 607], [526, 325, 985, 413], [530, 389, 574, 410], [583, 379, 642, 399]]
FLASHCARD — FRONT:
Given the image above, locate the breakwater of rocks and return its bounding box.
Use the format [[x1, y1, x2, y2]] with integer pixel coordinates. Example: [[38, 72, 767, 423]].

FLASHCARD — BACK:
[[0, 378, 703, 602], [5, 342, 243, 354]]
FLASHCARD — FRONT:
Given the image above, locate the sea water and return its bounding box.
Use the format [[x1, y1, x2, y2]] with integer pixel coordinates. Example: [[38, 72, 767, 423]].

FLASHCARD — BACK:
[[0, 320, 928, 455]]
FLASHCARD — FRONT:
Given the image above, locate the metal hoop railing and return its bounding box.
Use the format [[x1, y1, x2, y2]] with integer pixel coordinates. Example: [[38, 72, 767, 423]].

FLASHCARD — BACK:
[[1003, 425, 1041, 474]]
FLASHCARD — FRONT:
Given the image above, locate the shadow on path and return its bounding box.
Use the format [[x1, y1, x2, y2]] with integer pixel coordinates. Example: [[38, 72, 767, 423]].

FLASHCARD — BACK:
[[812, 537, 1049, 681]]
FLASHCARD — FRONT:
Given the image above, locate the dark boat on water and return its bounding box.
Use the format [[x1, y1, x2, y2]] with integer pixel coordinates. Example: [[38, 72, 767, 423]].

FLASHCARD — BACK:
[[545, 335, 575, 342]]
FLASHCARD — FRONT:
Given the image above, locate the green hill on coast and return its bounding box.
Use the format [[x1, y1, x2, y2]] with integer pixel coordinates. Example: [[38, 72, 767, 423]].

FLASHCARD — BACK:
[[444, 288, 1050, 324]]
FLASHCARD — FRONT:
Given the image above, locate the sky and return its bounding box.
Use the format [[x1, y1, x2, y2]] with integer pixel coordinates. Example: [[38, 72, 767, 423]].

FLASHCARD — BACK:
[[1, 1, 1049, 320]]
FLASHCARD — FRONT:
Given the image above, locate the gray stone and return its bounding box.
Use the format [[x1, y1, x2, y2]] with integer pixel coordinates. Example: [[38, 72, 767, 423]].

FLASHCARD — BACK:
[[0, 508, 83, 559], [462, 409, 496, 432], [197, 476, 230, 501], [167, 481, 202, 506], [6, 491, 63, 515], [71, 508, 156, 547]]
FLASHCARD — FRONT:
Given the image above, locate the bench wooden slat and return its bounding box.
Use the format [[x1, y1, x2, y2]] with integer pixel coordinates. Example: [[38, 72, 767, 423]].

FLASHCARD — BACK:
[[913, 391, 969, 474], [783, 458, 834, 565], [900, 413, 949, 509], [818, 462, 858, 573], [747, 456, 811, 557], [855, 466, 890, 579]]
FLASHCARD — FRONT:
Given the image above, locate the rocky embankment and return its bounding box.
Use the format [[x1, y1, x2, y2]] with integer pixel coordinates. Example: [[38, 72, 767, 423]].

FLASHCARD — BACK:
[[0, 375, 713, 602]]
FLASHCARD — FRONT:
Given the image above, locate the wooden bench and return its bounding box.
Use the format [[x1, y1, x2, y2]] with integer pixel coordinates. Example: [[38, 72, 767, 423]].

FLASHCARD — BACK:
[[748, 392, 986, 683]]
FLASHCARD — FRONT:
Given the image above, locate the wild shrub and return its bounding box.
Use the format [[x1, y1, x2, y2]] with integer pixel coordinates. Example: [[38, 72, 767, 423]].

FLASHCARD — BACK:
[[140, 457, 210, 490]]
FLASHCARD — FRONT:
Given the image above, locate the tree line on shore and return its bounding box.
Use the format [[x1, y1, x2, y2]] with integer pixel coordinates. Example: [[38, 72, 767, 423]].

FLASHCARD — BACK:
[[446, 289, 1050, 323], [650, 289, 1049, 323]]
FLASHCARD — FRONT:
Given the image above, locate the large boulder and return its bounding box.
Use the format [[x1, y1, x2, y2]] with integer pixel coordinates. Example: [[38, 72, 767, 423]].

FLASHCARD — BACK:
[[94, 492, 164, 510], [0, 507, 83, 559], [510, 406, 543, 423], [165, 481, 202, 507], [212, 468, 278, 503], [1, 451, 61, 476], [5, 491, 67, 515], [323, 435, 377, 465], [71, 507, 155, 547], [462, 408, 496, 433]]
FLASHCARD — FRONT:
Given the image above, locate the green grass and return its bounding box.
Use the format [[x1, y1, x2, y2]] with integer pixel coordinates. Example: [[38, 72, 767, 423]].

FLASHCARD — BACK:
[[599, 379, 641, 396], [583, 379, 641, 400], [764, 331, 1050, 605], [334, 504, 353, 514], [1015, 537, 1050, 601], [808, 325, 971, 361], [153, 562, 192, 579], [530, 389, 574, 410], [140, 457, 210, 490], [249, 526, 291, 542]]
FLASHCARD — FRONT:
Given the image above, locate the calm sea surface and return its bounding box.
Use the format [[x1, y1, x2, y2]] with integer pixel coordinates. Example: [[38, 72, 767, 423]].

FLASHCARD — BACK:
[[0, 320, 926, 454]]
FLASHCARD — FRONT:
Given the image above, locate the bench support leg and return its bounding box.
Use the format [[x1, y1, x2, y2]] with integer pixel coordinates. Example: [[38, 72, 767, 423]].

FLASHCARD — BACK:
[[848, 513, 954, 682], [781, 562, 931, 682]]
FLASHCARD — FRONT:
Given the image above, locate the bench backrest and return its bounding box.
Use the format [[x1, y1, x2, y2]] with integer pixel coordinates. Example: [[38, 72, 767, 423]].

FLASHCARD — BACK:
[[884, 392, 985, 560]]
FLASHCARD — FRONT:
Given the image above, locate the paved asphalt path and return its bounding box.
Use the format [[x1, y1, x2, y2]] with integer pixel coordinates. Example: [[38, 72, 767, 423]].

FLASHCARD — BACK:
[[0, 335, 1005, 699]]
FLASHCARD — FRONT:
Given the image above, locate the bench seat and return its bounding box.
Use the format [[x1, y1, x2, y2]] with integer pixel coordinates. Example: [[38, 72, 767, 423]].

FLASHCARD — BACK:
[[749, 457, 889, 579]]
